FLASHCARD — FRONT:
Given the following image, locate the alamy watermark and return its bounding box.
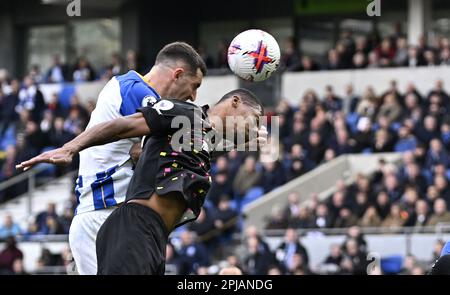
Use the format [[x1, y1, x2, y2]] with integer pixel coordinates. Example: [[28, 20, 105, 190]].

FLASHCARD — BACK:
[[66, 0, 81, 17], [366, 0, 381, 17], [367, 252, 382, 275], [166, 109, 280, 163]]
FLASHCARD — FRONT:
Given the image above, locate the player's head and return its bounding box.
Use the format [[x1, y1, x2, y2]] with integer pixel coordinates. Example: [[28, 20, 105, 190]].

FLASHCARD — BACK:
[[153, 42, 206, 102], [210, 88, 264, 144]]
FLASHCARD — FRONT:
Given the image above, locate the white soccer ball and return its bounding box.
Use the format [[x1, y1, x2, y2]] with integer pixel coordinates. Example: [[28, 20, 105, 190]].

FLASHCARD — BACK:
[[227, 29, 281, 82]]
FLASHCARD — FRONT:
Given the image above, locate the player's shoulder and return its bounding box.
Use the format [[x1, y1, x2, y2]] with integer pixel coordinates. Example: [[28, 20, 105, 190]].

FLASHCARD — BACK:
[[152, 99, 204, 114], [114, 70, 142, 83]]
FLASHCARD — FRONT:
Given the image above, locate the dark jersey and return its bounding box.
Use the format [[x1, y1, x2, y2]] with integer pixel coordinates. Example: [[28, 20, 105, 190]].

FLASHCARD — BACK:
[[125, 99, 214, 228]]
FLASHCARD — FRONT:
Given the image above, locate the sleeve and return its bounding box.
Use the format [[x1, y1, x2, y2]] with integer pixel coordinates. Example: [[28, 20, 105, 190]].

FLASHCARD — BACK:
[[119, 81, 160, 116], [137, 100, 180, 136]]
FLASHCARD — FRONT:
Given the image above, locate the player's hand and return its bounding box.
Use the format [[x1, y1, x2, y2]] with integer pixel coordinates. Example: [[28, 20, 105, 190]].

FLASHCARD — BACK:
[[256, 125, 268, 148], [15, 146, 75, 171], [129, 142, 142, 165], [239, 125, 268, 151]]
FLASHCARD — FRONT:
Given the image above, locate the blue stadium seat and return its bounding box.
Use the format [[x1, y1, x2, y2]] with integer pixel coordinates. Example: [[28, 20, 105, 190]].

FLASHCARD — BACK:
[[241, 187, 264, 210], [0, 126, 16, 150], [446, 169, 450, 181], [362, 148, 373, 154], [58, 84, 76, 109], [35, 147, 58, 177], [380, 255, 403, 274], [346, 113, 360, 134]]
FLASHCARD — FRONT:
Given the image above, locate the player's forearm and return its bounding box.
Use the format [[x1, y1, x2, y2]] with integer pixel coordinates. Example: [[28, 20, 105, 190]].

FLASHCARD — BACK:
[[62, 117, 140, 155]]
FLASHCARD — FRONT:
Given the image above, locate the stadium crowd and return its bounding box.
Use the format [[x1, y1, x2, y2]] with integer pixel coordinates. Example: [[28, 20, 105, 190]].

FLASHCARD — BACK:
[[281, 26, 450, 72]]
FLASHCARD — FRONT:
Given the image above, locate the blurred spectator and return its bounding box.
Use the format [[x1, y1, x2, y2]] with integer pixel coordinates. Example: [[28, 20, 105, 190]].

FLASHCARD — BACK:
[[0, 237, 23, 274], [393, 37, 409, 66], [29, 64, 44, 84], [340, 238, 368, 275], [334, 207, 358, 228], [275, 229, 309, 271], [395, 126, 418, 152], [16, 75, 45, 122], [35, 202, 58, 234], [36, 247, 64, 270], [46, 54, 70, 83], [430, 240, 446, 265], [244, 225, 271, 252], [233, 156, 261, 198], [212, 196, 238, 236], [283, 192, 301, 223], [72, 57, 96, 82], [259, 160, 285, 193], [219, 266, 243, 275], [12, 258, 28, 275], [407, 199, 430, 228], [281, 37, 301, 71], [109, 52, 124, 75], [322, 244, 343, 274], [375, 190, 391, 220], [265, 205, 288, 230], [323, 85, 343, 114], [377, 93, 402, 123], [411, 265, 426, 275], [425, 139, 450, 170], [188, 208, 215, 238], [359, 206, 382, 227], [325, 49, 343, 70], [313, 203, 333, 229], [177, 231, 210, 275], [165, 242, 180, 274], [300, 56, 319, 72], [0, 79, 20, 137], [404, 46, 425, 67], [0, 214, 22, 240], [243, 236, 274, 275], [216, 40, 229, 69], [399, 254, 417, 275], [267, 265, 283, 275], [427, 198, 450, 226], [375, 38, 395, 66], [48, 117, 75, 148], [197, 45, 214, 69], [59, 207, 75, 234]]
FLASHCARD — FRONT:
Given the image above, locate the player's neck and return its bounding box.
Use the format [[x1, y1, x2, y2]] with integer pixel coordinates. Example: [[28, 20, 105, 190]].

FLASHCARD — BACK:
[[206, 106, 226, 131], [143, 67, 170, 95]]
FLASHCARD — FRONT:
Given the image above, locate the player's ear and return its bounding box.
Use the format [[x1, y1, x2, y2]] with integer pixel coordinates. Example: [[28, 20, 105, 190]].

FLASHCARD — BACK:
[[173, 68, 184, 80], [231, 95, 241, 109]]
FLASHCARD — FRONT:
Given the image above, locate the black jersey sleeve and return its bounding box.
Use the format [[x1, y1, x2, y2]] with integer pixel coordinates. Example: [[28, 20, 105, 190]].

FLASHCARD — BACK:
[[137, 99, 183, 137]]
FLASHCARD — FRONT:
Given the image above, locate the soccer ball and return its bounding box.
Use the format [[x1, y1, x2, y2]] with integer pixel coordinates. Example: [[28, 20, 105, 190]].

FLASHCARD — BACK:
[[227, 29, 281, 82]]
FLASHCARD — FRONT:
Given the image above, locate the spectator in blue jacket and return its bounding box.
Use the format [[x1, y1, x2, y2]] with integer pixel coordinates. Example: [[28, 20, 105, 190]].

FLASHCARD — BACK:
[[0, 214, 22, 240]]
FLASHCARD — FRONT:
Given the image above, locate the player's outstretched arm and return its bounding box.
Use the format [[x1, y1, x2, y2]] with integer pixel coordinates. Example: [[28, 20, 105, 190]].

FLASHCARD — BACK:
[[16, 113, 150, 171]]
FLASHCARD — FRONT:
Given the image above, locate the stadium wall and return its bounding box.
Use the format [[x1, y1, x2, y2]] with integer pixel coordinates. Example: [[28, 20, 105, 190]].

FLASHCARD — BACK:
[[37, 66, 450, 109]]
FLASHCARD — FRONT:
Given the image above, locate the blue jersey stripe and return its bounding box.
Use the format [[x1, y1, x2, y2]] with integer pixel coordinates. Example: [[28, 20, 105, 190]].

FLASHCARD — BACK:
[[74, 175, 83, 215], [91, 165, 118, 210]]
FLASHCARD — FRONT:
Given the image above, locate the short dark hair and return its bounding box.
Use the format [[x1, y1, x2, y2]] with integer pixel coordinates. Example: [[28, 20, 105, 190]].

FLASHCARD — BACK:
[[217, 88, 264, 115], [155, 42, 207, 76]]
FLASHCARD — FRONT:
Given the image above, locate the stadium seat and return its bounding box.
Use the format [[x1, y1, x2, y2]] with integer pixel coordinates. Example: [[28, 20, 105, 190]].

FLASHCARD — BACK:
[[0, 126, 16, 150], [58, 84, 76, 109], [346, 113, 360, 134], [380, 255, 403, 274], [241, 187, 264, 210]]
